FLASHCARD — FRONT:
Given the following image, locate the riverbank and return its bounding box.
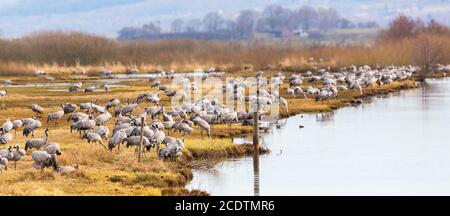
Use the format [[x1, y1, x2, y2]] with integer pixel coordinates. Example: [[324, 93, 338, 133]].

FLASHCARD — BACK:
[[0, 73, 422, 196], [280, 80, 419, 117], [187, 77, 450, 195]]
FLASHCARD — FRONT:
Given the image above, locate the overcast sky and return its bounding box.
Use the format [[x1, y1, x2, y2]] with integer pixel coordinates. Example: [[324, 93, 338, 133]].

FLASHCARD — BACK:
[[0, 0, 449, 38]]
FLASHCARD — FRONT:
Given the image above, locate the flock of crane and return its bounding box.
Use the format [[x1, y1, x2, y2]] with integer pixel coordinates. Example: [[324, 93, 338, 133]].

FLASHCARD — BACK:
[[0, 64, 419, 175]]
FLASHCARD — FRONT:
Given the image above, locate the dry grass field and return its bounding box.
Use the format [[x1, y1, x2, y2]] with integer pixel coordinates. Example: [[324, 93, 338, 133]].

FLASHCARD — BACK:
[[0, 70, 420, 196]]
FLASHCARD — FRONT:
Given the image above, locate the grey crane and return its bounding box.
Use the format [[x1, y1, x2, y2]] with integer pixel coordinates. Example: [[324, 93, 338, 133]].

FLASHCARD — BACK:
[[82, 132, 108, 150], [119, 103, 138, 116], [116, 113, 132, 124], [25, 128, 49, 150], [165, 90, 177, 97], [0, 129, 13, 147], [140, 126, 155, 140], [192, 116, 211, 138], [172, 120, 193, 136], [69, 85, 81, 92], [150, 129, 166, 151], [162, 120, 175, 135], [0, 119, 13, 133], [88, 126, 110, 140], [161, 136, 177, 146], [162, 111, 174, 122], [53, 162, 78, 174], [91, 101, 107, 114], [10, 144, 25, 169], [144, 106, 163, 119], [62, 103, 77, 114], [31, 150, 55, 174], [158, 138, 184, 160], [22, 117, 41, 137], [108, 130, 127, 153], [21, 117, 38, 126], [31, 104, 44, 117], [125, 136, 153, 153], [0, 90, 6, 110], [147, 93, 161, 105], [11, 119, 23, 135], [70, 115, 95, 136], [79, 102, 93, 112], [0, 157, 8, 174], [105, 98, 120, 110], [67, 112, 88, 123], [47, 107, 65, 127], [113, 122, 132, 134], [95, 111, 112, 126], [150, 80, 160, 88], [150, 120, 164, 131], [42, 142, 62, 155], [0, 146, 14, 159], [84, 86, 96, 92]]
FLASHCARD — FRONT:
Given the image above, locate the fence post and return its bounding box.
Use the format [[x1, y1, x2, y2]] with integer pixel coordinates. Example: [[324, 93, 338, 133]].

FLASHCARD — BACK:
[[253, 77, 260, 153], [138, 116, 144, 162]]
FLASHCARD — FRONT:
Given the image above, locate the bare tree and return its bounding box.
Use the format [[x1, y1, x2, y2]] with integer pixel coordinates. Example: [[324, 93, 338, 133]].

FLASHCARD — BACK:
[[142, 22, 161, 35], [171, 19, 184, 33], [203, 12, 224, 33], [185, 18, 202, 33], [380, 15, 423, 40], [225, 19, 237, 34], [262, 4, 291, 30], [413, 34, 444, 80], [236, 9, 259, 37], [337, 18, 354, 29], [296, 6, 318, 30], [426, 19, 450, 35], [317, 8, 339, 29]]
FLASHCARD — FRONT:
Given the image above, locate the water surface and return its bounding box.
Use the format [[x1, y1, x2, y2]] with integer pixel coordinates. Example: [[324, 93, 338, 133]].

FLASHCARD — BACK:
[[187, 78, 450, 195]]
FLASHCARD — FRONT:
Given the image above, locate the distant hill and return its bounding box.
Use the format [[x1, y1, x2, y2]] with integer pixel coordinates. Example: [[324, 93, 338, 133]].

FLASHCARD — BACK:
[[0, 0, 449, 38]]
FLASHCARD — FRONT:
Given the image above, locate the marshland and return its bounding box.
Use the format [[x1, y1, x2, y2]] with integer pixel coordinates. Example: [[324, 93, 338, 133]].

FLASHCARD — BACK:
[[0, 11, 450, 196]]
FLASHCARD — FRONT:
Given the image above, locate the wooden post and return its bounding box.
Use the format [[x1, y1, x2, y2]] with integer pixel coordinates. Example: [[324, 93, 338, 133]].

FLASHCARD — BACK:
[[253, 77, 260, 153], [138, 116, 144, 162], [253, 151, 260, 196], [253, 76, 260, 196]]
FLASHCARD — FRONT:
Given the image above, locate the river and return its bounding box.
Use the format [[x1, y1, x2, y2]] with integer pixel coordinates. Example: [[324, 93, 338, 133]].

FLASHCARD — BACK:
[[186, 78, 450, 195]]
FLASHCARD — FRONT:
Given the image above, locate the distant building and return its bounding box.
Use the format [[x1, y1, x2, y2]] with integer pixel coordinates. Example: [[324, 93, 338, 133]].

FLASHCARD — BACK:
[[261, 27, 294, 39], [293, 29, 309, 38]]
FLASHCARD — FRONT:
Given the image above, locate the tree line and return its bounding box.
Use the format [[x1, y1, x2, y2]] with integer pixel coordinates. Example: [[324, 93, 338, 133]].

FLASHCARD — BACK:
[[0, 15, 448, 72], [118, 4, 379, 40]]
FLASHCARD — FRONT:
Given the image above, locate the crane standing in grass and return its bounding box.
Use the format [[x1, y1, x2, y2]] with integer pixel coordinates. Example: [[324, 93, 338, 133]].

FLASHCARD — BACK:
[[10, 144, 25, 169], [25, 128, 49, 150], [0, 90, 7, 110], [31, 104, 44, 118], [47, 106, 65, 127]]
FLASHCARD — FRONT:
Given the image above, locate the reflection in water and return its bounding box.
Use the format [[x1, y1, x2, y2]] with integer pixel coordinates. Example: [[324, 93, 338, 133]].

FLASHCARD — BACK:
[[253, 153, 260, 196], [315, 112, 335, 123], [187, 78, 450, 195]]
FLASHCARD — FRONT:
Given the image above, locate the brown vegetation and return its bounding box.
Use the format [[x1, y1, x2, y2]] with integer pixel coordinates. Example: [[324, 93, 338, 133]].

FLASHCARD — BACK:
[[0, 16, 449, 76]]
